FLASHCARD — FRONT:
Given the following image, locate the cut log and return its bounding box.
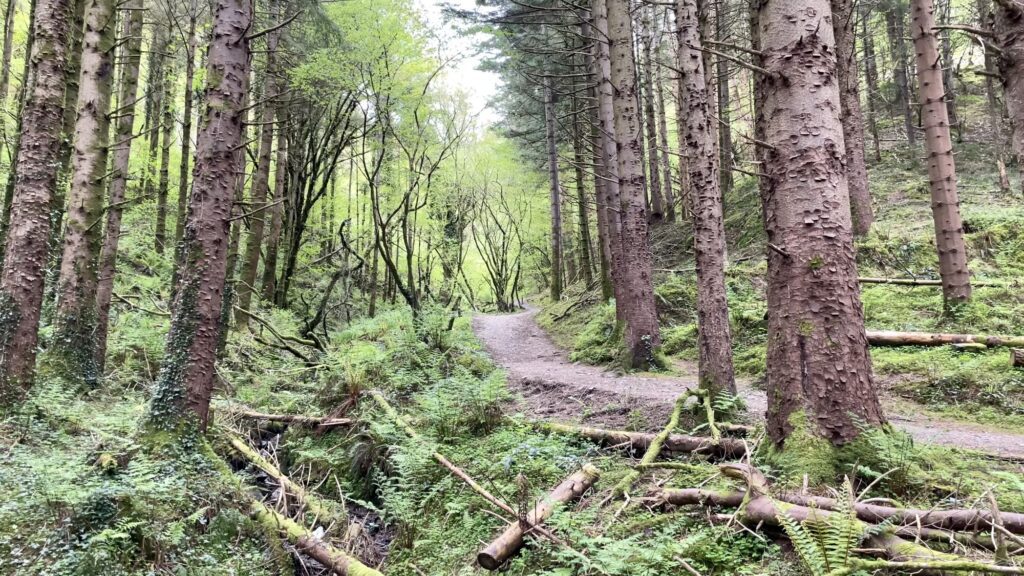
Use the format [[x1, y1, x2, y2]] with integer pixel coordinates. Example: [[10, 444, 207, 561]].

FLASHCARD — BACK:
[[858, 277, 1006, 287], [1012, 348, 1024, 368], [537, 421, 748, 458], [250, 501, 383, 576], [227, 408, 352, 428], [866, 330, 1024, 349], [477, 464, 600, 570], [227, 434, 348, 528]]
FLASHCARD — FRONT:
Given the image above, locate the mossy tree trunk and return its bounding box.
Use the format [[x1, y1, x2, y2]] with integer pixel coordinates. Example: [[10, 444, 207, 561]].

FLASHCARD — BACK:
[[0, 0, 74, 404], [675, 0, 736, 396], [910, 0, 972, 308], [144, 0, 250, 434], [95, 0, 144, 372], [758, 0, 885, 446], [607, 0, 662, 369]]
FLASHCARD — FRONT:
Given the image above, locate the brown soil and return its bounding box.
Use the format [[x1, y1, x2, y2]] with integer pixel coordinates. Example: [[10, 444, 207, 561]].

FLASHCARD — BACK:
[[473, 307, 1024, 460]]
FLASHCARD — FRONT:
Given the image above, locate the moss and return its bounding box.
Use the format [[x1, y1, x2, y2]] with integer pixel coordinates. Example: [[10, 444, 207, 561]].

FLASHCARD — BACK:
[[765, 411, 841, 484]]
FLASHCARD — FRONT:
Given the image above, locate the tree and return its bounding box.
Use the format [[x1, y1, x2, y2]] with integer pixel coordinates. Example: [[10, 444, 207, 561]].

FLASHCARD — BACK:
[[0, 0, 74, 403], [995, 0, 1024, 195], [675, 0, 736, 396], [885, 2, 917, 146], [95, 0, 144, 372], [46, 0, 117, 386], [758, 0, 885, 449], [605, 0, 661, 369], [144, 0, 251, 434], [543, 80, 563, 301], [831, 0, 873, 236], [910, 0, 972, 308], [977, 0, 1010, 193]]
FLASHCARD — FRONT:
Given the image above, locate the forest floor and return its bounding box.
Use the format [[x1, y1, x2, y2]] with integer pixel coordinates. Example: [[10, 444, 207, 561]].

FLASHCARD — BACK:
[[473, 306, 1024, 460]]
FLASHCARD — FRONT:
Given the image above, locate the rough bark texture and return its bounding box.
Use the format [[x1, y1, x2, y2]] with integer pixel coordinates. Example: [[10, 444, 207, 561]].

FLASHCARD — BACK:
[[544, 83, 563, 302], [95, 0, 143, 371], [675, 0, 736, 396], [910, 0, 972, 307], [144, 0, 250, 433], [236, 26, 279, 327], [996, 0, 1024, 195], [593, 0, 627, 318], [831, 0, 873, 236], [606, 0, 661, 368], [886, 5, 917, 145], [758, 0, 884, 445], [0, 0, 73, 403]]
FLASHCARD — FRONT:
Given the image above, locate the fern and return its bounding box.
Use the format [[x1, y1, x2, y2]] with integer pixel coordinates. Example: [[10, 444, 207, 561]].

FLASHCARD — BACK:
[[774, 478, 866, 576]]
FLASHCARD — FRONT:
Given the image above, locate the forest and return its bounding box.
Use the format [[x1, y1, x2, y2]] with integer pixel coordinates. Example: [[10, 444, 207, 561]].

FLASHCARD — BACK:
[[0, 0, 1022, 573]]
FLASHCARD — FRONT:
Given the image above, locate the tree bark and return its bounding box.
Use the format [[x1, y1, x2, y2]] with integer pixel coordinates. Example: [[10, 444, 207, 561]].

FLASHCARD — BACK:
[[0, 0, 18, 153], [544, 82, 563, 301], [607, 0, 662, 368], [714, 0, 734, 199], [861, 3, 883, 163], [640, 4, 665, 222], [174, 0, 198, 251], [0, 0, 34, 263], [910, 0, 972, 308], [758, 0, 885, 445], [654, 50, 676, 222], [236, 23, 279, 328], [154, 63, 176, 256], [886, 5, 917, 146], [143, 28, 167, 253], [476, 465, 600, 570], [583, 13, 613, 301], [832, 0, 874, 236], [676, 0, 736, 396], [261, 111, 287, 302], [0, 0, 73, 403], [95, 0, 143, 372], [143, 0, 250, 434], [995, 0, 1024, 196]]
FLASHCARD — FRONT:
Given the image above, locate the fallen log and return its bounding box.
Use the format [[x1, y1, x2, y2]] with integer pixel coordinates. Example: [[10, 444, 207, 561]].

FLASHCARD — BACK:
[[250, 501, 383, 576], [858, 277, 1006, 287], [477, 464, 600, 570], [866, 330, 1024, 349], [227, 408, 352, 428], [537, 421, 748, 459], [227, 433, 348, 528], [614, 395, 686, 498]]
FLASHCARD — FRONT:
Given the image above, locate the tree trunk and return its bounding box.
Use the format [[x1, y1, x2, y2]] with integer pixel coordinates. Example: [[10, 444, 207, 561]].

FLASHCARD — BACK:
[[995, 0, 1024, 196], [675, 0, 737, 396], [606, 0, 662, 369], [571, 93, 594, 287], [583, 12, 614, 301], [655, 52, 676, 222], [910, 0, 972, 308], [0, 0, 35, 264], [0, 0, 18, 153], [143, 0, 250, 434], [0, 0, 73, 403], [154, 63, 176, 256], [261, 111, 287, 301], [52, 0, 86, 229], [861, 4, 883, 163], [144, 29, 167, 253], [832, 0, 874, 236], [593, 0, 627, 318], [174, 2, 197, 251], [236, 24, 279, 328], [543, 82, 563, 301], [886, 5, 917, 146], [94, 0, 143, 373], [714, 0, 734, 199], [47, 0, 117, 387], [938, 0, 960, 141], [758, 0, 885, 446], [977, 0, 1010, 192], [640, 5, 664, 222]]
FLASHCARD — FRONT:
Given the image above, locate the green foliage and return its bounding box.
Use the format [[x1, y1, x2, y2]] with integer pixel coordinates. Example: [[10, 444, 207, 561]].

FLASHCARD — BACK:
[[775, 478, 870, 576]]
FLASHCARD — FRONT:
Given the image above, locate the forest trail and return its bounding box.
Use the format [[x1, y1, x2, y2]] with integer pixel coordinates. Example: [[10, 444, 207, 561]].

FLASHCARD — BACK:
[[473, 307, 1024, 460]]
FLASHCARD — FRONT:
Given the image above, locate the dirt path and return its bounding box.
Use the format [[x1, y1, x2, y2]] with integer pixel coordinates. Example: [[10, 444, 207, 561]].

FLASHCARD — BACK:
[[473, 308, 1024, 460]]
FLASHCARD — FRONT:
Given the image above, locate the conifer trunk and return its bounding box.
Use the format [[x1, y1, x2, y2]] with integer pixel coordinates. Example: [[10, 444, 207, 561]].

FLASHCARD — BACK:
[[155, 65, 175, 255], [714, 0, 734, 198], [832, 0, 873, 236], [571, 93, 594, 286], [995, 0, 1024, 195], [236, 25, 279, 327], [640, 5, 664, 221], [261, 111, 287, 301], [48, 0, 118, 386], [886, 7, 917, 146], [676, 0, 736, 396], [95, 0, 143, 371], [758, 0, 885, 445], [175, 3, 197, 251], [144, 0, 250, 433], [0, 0, 74, 402], [977, 0, 1010, 192], [862, 4, 883, 163], [654, 57, 676, 222], [606, 0, 661, 368], [544, 82, 563, 301], [910, 0, 972, 307], [582, 12, 614, 301]]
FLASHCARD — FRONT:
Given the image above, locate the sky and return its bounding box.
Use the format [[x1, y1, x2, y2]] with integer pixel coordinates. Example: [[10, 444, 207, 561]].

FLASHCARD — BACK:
[[414, 0, 503, 127]]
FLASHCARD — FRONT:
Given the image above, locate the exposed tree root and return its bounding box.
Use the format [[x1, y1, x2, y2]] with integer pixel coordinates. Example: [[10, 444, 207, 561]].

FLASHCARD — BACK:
[[250, 501, 383, 576], [477, 464, 600, 570], [536, 421, 749, 458]]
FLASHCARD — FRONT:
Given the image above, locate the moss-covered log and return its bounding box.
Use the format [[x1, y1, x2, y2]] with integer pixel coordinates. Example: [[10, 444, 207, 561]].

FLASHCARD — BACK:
[[477, 464, 600, 570], [226, 408, 352, 428], [537, 421, 748, 458], [250, 501, 383, 576], [227, 434, 347, 528], [613, 395, 686, 497]]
